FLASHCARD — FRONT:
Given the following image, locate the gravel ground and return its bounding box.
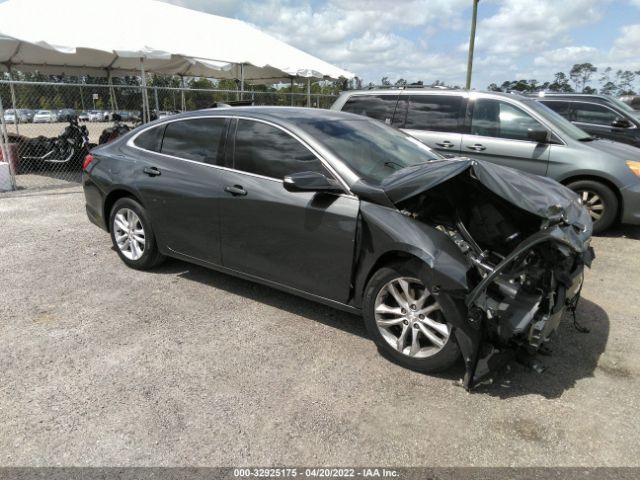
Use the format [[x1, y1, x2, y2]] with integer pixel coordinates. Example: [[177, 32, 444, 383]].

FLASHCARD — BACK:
[[0, 186, 639, 467]]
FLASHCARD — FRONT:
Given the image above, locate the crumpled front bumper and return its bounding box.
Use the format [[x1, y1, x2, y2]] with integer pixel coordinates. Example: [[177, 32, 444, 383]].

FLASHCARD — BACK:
[[454, 230, 594, 391]]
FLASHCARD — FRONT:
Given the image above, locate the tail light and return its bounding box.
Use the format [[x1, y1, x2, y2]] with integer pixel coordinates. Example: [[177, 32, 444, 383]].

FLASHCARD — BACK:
[[82, 153, 95, 170]]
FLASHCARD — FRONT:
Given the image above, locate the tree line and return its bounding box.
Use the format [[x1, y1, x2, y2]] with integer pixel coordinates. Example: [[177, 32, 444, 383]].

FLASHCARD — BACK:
[[487, 63, 640, 96]]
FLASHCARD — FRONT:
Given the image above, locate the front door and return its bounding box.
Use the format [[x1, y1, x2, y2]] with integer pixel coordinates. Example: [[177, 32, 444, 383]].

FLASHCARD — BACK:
[[219, 119, 359, 303], [462, 98, 550, 176]]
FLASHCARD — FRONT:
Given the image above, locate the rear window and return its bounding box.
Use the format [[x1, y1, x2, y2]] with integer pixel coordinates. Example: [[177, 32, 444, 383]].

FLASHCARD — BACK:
[[133, 125, 164, 152], [341, 94, 399, 125]]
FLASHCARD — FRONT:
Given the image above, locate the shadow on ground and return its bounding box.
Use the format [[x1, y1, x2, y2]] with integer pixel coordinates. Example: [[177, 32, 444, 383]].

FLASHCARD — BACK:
[[599, 224, 640, 240], [149, 257, 609, 399], [151, 257, 367, 339]]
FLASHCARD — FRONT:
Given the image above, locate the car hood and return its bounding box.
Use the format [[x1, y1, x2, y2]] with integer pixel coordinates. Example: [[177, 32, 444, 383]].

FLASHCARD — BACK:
[[381, 158, 590, 231], [584, 138, 640, 158]]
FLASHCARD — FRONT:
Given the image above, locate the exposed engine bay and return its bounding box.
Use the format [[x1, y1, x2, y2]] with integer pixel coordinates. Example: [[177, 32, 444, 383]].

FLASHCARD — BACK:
[[382, 160, 595, 390]]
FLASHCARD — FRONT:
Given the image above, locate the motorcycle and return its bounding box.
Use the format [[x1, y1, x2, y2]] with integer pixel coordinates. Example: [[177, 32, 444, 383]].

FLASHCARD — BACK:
[[19, 117, 90, 172], [98, 113, 131, 145]]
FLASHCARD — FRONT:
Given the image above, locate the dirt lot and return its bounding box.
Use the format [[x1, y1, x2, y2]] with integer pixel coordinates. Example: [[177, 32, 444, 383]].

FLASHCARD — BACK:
[[1, 186, 639, 466]]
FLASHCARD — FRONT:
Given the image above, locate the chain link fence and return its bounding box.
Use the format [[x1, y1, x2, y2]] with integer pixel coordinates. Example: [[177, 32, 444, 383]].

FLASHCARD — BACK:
[[0, 80, 338, 191]]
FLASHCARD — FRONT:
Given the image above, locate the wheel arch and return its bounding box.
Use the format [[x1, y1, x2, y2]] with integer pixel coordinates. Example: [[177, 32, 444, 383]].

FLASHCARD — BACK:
[[103, 188, 145, 232]]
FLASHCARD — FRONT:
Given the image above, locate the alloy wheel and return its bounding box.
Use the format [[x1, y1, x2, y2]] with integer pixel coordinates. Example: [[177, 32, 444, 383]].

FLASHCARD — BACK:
[[577, 189, 605, 222], [374, 276, 450, 358], [113, 208, 146, 260]]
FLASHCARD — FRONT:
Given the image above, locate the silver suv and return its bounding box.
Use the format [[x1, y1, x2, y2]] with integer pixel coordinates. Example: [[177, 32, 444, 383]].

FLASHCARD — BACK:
[[331, 88, 640, 233]]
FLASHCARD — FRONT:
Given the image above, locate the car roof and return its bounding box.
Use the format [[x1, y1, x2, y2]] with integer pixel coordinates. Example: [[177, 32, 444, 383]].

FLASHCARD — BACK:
[[339, 88, 529, 101], [159, 106, 364, 126]]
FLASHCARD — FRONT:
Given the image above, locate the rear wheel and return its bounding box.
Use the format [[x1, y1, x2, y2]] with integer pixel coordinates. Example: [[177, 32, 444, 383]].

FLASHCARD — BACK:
[[567, 180, 618, 234], [109, 197, 165, 270], [363, 260, 460, 373]]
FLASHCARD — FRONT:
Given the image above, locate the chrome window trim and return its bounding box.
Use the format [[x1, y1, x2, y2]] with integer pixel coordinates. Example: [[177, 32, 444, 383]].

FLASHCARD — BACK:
[[126, 114, 354, 195]]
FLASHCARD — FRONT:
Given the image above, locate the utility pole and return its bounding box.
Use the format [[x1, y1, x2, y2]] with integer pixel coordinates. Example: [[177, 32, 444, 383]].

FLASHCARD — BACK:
[[465, 0, 480, 90]]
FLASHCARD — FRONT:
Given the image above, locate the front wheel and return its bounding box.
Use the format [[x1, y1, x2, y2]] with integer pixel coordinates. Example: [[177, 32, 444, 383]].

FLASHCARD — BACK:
[[567, 180, 618, 234], [109, 197, 165, 270], [362, 260, 460, 373]]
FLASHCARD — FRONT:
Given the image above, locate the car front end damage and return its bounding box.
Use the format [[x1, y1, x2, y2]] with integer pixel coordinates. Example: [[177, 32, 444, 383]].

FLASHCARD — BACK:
[[378, 159, 595, 390]]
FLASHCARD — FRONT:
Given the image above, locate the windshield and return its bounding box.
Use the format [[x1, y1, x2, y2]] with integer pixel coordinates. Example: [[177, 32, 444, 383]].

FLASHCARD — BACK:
[[605, 95, 638, 114], [526, 100, 593, 140], [297, 118, 442, 184]]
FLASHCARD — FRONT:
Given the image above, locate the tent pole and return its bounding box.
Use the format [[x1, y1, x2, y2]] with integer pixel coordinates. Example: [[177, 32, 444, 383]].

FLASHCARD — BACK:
[[0, 94, 17, 191], [154, 87, 160, 115], [140, 58, 149, 123], [180, 75, 186, 112], [7, 68, 19, 136], [307, 78, 310, 108], [240, 64, 244, 101], [107, 69, 118, 113]]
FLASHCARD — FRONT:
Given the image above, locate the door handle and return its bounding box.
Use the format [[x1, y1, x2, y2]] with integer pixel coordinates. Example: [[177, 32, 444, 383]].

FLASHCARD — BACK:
[[224, 185, 247, 196], [436, 140, 455, 148], [466, 144, 486, 151], [143, 166, 161, 177]]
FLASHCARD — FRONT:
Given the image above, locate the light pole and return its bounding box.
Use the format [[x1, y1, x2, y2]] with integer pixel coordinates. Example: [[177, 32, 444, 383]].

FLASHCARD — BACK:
[[465, 0, 480, 90]]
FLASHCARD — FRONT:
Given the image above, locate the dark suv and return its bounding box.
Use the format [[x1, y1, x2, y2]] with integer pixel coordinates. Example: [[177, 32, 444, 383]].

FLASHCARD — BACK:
[[331, 88, 640, 233], [533, 93, 640, 148]]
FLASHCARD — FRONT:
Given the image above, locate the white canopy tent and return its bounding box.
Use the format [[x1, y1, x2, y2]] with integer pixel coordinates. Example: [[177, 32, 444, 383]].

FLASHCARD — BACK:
[[0, 0, 353, 80], [0, 0, 354, 118]]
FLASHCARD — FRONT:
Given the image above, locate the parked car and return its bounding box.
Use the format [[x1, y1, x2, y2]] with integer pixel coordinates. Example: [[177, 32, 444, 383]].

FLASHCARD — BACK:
[[57, 108, 77, 122], [532, 93, 640, 149], [33, 109, 58, 123], [3, 109, 30, 123], [331, 88, 640, 233], [83, 107, 594, 390], [619, 95, 640, 111], [78, 111, 89, 122], [88, 110, 105, 122]]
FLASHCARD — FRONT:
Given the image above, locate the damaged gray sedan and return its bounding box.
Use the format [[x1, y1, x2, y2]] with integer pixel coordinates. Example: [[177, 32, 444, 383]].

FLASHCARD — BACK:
[[82, 108, 594, 390]]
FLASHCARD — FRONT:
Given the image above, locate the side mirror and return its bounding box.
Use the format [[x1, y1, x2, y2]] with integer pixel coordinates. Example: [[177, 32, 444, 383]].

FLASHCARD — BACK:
[[611, 117, 631, 129], [527, 128, 549, 143], [283, 171, 341, 193]]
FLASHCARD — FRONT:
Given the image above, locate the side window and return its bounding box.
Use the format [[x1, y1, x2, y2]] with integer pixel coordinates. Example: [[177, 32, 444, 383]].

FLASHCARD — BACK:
[[404, 95, 463, 132], [341, 95, 399, 125], [470, 99, 545, 141], [160, 118, 227, 164], [134, 125, 164, 152], [540, 100, 573, 120], [234, 120, 323, 179], [573, 103, 618, 126]]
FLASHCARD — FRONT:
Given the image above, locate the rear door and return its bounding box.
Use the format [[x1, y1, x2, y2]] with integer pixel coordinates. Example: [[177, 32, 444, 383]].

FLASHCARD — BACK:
[[395, 94, 465, 156], [461, 98, 550, 176], [133, 117, 229, 265], [217, 118, 359, 303]]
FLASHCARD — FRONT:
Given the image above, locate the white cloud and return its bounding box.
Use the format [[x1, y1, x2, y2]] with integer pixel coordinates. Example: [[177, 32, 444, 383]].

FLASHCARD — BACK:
[[533, 46, 599, 67], [163, 0, 471, 84], [468, 0, 608, 56]]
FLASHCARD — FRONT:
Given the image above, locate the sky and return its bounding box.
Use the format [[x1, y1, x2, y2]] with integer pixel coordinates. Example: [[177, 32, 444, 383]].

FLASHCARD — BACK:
[[162, 0, 640, 89]]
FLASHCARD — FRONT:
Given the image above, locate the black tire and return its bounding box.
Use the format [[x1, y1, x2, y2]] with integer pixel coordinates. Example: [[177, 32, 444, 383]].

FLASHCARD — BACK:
[[363, 260, 460, 373], [566, 180, 618, 234], [109, 197, 165, 270]]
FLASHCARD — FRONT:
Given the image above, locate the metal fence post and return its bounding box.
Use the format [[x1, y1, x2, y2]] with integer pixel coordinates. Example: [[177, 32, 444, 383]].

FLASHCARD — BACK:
[[8, 75, 20, 136], [0, 93, 17, 191]]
